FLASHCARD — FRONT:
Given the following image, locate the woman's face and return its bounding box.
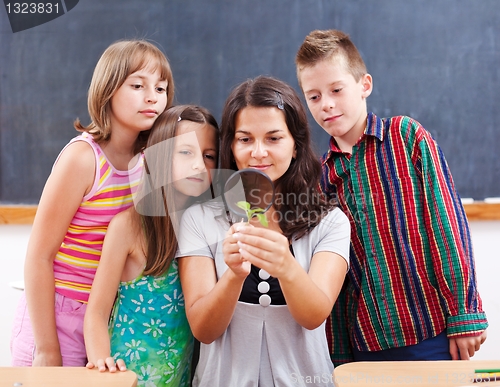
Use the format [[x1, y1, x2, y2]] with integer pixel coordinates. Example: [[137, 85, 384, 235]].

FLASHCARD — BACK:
[[231, 106, 296, 183]]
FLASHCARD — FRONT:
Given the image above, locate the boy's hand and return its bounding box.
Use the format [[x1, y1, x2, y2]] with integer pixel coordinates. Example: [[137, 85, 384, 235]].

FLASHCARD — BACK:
[[449, 329, 487, 360], [86, 357, 126, 372]]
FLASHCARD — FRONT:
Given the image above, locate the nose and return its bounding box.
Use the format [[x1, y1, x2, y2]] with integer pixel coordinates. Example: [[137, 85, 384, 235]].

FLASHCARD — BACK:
[[192, 153, 207, 172], [251, 141, 268, 159], [322, 95, 335, 111], [145, 86, 158, 104]]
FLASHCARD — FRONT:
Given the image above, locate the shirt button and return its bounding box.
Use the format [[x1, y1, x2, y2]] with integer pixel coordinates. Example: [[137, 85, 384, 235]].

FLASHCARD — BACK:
[[259, 269, 270, 280], [259, 294, 271, 307], [258, 281, 270, 293]]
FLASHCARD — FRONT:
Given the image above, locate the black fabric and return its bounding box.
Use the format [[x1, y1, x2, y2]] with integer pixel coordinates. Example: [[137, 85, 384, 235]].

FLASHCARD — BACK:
[[238, 245, 294, 305]]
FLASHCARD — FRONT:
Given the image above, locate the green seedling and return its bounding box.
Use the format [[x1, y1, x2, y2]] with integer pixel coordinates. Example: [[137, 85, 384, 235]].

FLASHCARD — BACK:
[[236, 201, 268, 227]]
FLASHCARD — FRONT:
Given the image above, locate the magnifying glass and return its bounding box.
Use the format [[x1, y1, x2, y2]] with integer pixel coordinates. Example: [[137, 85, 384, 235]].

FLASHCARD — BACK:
[[222, 168, 274, 223]]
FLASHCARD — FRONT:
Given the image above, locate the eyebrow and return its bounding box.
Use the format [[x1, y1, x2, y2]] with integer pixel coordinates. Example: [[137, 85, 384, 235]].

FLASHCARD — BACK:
[[176, 143, 217, 152], [127, 74, 167, 83], [235, 129, 285, 135], [304, 80, 344, 94]]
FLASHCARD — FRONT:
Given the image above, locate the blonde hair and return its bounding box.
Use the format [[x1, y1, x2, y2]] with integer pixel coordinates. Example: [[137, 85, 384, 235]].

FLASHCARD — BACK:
[[74, 39, 175, 153], [296, 29, 367, 85]]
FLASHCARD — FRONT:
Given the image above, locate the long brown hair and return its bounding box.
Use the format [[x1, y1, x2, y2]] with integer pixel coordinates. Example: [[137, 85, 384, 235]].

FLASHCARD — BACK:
[[220, 76, 334, 240], [136, 105, 219, 276]]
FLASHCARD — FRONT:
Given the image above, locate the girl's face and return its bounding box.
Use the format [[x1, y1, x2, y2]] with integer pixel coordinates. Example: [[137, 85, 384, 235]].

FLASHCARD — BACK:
[[172, 121, 217, 202], [231, 106, 296, 183], [109, 63, 168, 135]]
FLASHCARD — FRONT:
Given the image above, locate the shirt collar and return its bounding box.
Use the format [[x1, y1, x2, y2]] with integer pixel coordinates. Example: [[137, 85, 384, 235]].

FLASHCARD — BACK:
[[322, 112, 385, 163]]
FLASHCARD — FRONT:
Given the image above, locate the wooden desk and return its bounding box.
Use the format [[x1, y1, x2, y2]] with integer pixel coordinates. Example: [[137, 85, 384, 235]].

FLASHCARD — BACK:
[[334, 360, 500, 387], [0, 367, 137, 387]]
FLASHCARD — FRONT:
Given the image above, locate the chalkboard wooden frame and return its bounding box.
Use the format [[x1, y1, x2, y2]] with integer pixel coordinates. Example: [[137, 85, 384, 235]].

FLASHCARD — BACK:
[[1, 204, 499, 224]]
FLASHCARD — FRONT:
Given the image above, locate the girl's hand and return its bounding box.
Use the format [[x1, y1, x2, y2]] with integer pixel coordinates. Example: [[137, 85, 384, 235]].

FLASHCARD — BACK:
[[232, 224, 294, 280], [32, 349, 62, 367], [223, 223, 251, 278], [86, 357, 127, 372]]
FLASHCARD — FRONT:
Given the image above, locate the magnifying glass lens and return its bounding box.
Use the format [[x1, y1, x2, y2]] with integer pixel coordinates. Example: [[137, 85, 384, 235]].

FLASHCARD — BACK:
[[223, 169, 274, 218]]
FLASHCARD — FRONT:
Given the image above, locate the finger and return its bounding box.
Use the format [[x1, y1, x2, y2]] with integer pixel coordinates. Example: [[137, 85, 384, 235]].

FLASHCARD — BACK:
[[105, 357, 117, 372], [237, 243, 270, 271], [234, 232, 274, 253], [237, 241, 268, 262], [116, 359, 127, 371], [481, 331, 487, 344], [234, 224, 281, 241], [449, 339, 459, 360], [96, 359, 107, 372], [459, 344, 471, 360], [86, 362, 95, 369]]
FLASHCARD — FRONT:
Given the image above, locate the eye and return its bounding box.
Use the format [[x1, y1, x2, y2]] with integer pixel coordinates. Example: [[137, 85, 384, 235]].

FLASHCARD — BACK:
[[132, 84, 143, 89], [333, 88, 342, 93], [156, 86, 166, 93], [204, 153, 216, 162], [308, 94, 319, 101], [178, 150, 191, 155], [268, 136, 282, 142], [237, 137, 251, 143]]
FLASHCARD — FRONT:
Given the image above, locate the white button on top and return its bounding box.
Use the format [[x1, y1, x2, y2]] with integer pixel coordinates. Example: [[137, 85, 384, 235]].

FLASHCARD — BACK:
[[259, 294, 271, 307], [257, 281, 270, 293], [259, 269, 270, 280]]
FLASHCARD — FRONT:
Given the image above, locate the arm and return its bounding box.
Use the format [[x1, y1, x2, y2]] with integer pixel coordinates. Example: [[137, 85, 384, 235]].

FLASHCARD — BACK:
[[24, 141, 94, 366], [414, 123, 487, 358], [178, 225, 250, 344], [234, 225, 348, 329], [84, 211, 134, 372]]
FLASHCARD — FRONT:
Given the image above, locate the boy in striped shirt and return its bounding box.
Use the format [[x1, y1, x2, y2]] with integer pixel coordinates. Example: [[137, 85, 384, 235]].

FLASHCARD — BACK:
[[295, 29, 487, 364]]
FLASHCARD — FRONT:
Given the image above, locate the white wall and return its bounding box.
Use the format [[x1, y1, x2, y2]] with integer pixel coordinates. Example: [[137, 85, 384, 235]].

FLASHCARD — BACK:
[[0, 221, 499, 366]]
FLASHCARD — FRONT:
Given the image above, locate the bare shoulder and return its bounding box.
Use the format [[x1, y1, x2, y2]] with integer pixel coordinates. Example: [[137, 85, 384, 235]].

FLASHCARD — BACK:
[[108, 207, 139, 237], [56, 139, 95, 168], [51, 139, 96, 194]]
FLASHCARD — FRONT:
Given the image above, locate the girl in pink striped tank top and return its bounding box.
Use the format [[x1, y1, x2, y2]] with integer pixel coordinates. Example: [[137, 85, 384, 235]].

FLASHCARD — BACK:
[[11, 39, 174, 367]]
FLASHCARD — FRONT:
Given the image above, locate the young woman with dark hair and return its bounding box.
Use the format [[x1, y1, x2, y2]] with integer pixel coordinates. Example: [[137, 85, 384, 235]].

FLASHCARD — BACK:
[[177, 76, 351, 387]]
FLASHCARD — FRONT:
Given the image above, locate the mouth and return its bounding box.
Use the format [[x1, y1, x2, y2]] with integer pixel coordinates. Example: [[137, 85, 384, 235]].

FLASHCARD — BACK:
[[249, 165, 271, 171], [140, 109, 158, 117], [186, 177, 204, 182], [324, 114, 342, 122]]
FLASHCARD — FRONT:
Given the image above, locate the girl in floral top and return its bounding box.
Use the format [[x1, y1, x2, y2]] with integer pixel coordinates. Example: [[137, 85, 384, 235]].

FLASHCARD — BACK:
[[84, 105, 219, 387]]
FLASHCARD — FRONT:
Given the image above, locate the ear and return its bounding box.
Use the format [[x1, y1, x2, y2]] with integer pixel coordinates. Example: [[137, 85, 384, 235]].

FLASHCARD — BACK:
[[361, 73, 373, 99], [292, 147, 297, 159]]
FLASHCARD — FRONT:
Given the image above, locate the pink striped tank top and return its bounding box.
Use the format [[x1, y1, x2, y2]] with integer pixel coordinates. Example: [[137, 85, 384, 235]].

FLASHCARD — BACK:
[[53, 132, 143, 303]]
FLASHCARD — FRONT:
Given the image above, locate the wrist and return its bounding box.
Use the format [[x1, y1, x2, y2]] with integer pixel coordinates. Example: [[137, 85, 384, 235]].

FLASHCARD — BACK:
[[277, 256, 302, 284]]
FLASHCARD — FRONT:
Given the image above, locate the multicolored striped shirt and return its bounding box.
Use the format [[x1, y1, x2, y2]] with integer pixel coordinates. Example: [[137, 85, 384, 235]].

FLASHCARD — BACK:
[[321, 113, 487, 362], [53, 132, 143, 303]]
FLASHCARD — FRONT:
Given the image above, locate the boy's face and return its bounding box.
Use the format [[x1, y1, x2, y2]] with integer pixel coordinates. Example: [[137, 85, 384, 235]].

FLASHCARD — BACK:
[[299, 56, 372, 148]]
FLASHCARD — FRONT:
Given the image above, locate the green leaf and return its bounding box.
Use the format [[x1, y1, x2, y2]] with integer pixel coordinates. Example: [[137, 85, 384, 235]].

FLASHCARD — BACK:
[[235, 200, 268, 227], [256, 213, 268, 227], [237, 201, 251, 211]]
